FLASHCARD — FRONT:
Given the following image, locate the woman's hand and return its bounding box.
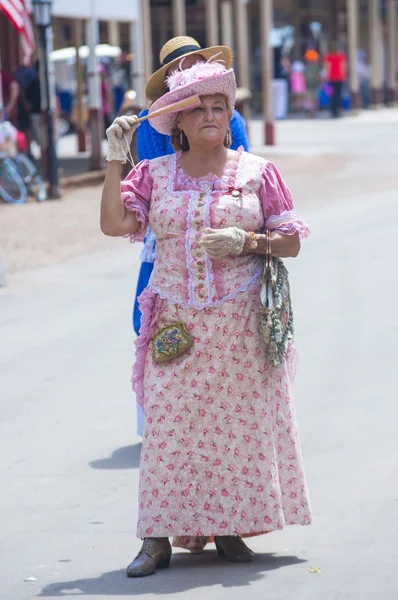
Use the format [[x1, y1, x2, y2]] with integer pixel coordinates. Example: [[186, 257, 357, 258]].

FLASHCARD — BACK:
[[198, 228, 301, 259], [198, 227, 246, 258], [106, 115, 140, 163]]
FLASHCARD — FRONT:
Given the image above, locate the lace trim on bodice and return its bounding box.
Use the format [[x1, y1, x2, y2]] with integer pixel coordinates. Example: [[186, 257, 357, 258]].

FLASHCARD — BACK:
[[171, 146, 245, 192]]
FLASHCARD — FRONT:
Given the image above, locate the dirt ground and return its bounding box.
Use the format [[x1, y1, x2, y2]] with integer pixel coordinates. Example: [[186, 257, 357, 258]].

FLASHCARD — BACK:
[[0, 184, 113, 274]]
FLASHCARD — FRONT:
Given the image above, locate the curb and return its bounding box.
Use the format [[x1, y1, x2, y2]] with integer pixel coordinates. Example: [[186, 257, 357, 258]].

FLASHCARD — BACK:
[[60, 170, 106, 190]]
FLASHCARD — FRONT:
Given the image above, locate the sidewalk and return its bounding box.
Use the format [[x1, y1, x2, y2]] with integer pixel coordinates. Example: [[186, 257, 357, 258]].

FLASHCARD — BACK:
[[249, 106, 398, 156]]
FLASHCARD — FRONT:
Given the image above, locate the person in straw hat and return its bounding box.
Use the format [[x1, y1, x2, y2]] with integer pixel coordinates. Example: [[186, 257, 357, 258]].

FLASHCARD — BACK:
[[303, 49, 322, 117], [132, 37, 249, 441], [132, 36, 249, 379], [101, 55, 311, 577]]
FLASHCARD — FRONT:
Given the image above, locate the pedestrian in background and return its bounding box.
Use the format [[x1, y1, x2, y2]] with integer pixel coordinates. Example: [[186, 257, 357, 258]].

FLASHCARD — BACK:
[[303, 49, 321, 117], [323, 42, 347, 118], [289, 60, 306, 112], [357, 50, 371, 108], [27, 61, 42, 151], [14, 63, 37, 137], [132, 36, 250, 437], [14, 61, 41, 155]]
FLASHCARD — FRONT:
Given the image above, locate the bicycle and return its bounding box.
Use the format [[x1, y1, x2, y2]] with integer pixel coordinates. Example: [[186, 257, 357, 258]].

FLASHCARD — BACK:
[[12, 154, 47, 202], [0, 119, 47, 204], [0, 152, 47, 204], [0, 153, 27, 204]]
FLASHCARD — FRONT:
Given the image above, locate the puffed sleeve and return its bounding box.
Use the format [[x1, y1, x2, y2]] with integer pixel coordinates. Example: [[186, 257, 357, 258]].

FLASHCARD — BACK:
[[259, 162, 310, 239], [120, 159, 152, 242]]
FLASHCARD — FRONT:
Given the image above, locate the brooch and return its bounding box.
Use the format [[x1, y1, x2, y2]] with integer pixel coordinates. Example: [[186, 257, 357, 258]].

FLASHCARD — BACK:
[[228, 187, 243, 198]]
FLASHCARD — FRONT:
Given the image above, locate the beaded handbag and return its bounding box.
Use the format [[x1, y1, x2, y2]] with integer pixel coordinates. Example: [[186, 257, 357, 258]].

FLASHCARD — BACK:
[[259, 233, 294, 368], [152, 322, 194, 364]]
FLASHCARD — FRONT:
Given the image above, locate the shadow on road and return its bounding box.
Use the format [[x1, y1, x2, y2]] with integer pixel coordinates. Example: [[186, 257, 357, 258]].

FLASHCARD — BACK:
[[38, 550, 306, 596], [89, 444, 142, 470]]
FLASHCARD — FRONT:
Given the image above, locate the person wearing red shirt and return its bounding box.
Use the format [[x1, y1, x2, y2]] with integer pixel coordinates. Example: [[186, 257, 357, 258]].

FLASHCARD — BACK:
[[324, 43, 347, 118]]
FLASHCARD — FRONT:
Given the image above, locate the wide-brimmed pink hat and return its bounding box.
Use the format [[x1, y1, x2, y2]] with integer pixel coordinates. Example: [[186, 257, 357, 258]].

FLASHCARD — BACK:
[[148, 60, 236, 135]]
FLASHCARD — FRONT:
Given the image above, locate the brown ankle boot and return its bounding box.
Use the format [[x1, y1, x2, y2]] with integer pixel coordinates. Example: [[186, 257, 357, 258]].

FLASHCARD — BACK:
[[214, 536, 255, 562], [126, 538, 171, 577]]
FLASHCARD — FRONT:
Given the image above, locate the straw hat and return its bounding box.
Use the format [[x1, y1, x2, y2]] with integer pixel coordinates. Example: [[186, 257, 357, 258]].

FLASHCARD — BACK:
[[148, 61, 236, 135], [145, 36, 233, 102]]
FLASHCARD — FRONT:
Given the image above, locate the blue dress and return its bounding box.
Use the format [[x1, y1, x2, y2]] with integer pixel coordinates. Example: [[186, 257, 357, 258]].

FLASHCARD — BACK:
[[132, 109, 250, 334]]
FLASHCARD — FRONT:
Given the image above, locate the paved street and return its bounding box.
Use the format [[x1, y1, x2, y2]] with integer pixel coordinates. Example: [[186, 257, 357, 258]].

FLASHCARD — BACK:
[[1, 110, 398, 600]]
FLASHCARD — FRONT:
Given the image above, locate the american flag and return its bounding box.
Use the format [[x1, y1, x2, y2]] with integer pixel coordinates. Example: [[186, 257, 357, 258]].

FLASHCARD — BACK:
[[0, 0, 35, 64]]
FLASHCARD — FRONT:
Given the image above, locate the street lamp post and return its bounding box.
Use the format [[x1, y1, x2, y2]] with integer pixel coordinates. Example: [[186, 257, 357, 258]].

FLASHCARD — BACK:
[[31, 0, 60, 199]]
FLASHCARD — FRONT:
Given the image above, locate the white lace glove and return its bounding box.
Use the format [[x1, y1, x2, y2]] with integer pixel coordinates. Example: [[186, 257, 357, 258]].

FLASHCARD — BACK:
[[106, 115, 140, 163], [198, 227, 246, 259]]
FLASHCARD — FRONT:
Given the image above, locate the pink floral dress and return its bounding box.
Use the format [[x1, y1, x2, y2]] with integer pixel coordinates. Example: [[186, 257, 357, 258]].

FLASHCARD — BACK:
[[121, 147, 311, 547]]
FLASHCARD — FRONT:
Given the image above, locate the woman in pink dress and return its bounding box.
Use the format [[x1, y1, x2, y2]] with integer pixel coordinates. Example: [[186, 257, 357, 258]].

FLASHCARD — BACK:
[[101, 58, 311, 577]]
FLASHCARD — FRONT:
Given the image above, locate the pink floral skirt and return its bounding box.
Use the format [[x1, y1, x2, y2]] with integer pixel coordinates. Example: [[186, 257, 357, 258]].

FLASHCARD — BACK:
[[135, 282, 311, 539]]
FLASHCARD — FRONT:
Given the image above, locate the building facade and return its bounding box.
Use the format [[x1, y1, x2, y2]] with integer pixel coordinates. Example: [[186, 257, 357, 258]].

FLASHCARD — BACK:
[[144, 0, 398, 111], [1, 0, 397, 127]]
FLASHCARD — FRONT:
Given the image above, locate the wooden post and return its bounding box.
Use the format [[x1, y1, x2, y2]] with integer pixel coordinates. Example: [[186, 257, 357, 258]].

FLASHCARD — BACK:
[[205, 0, 219, 47], [221, 1, 234, 49], [347, 0, 360, 110], [369, 0, 382, 107], [234, 0, 250, 123], [292, 0, 301, 61], [73, 20, 86, 152], [387, 0, 397, 104], [142, 0, 153, 82], [260, 0, 274, 145], [86, 15, 104, 170], [172, 0, 186, 37], [108, 21, 120, 48], [0, 51, 3, 111], [234, 0, 249, 88], [157, 7, 169, 49], [329, 0, 339, 46], [130, 20, 146, 108]]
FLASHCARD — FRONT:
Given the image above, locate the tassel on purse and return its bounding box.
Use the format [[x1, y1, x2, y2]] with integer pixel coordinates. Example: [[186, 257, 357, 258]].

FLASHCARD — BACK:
[[259, 231, 294, 368]]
